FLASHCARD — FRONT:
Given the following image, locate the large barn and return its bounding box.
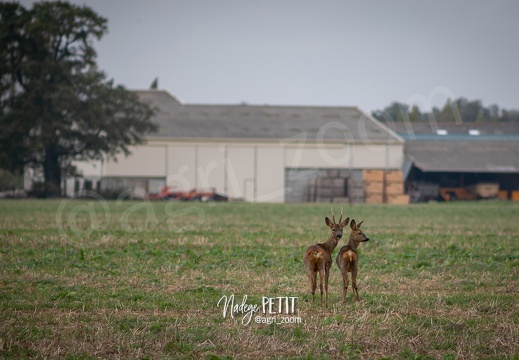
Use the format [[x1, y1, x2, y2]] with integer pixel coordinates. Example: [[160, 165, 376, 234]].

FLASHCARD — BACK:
[[67, 90, 404, 203]]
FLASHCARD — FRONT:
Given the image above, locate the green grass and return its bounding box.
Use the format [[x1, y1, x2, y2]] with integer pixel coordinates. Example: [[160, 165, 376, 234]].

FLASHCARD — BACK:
[[0, 199, 518, 358]]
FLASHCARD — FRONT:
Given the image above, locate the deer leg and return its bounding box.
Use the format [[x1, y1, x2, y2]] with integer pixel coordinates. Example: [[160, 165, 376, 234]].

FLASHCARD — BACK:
[[308, 271, 317, 303], [318, 268, 325, 306], [341, 268, 349, 303], [305, 264, 317, 303], [324, 268, 330, 308], [312, 273, 317, 304], [352, 267, 360, 301]]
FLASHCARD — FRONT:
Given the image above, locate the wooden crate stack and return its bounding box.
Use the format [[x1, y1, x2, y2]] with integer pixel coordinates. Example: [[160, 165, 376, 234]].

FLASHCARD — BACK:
[[497, 190, 508, 200], [347, 178, 364, 204], [310, 177, 347, 203], [384, 170, 409, 204], [363, 170, 384, 204], [362, 169, 409, 204]]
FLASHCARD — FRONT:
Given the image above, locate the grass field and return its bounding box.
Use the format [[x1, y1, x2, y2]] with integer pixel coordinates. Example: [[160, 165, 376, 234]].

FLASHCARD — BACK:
[[0, 199, 518, 359]]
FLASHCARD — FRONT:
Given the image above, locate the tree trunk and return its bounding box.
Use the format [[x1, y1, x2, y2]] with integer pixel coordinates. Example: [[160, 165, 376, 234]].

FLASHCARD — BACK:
[[43, 148, 62, 197]]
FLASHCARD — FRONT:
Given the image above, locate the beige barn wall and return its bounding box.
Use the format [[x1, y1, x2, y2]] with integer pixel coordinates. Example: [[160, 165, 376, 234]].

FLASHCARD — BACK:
[[163, 142, 285, 202], [256, 146, 284, 202], [196, 145, 226, 193], [350, 143, 404, 169], [387, 144, 404, 169], [226, 146, 255, 200], [97, 139, 403, 202], [285, 143, 403, 170], [166, 143, 227, 194], [75, 160, 103, 178], [167, 144, 196, 190], [285, 144, 351, 168], [104, 145, 166, 177]]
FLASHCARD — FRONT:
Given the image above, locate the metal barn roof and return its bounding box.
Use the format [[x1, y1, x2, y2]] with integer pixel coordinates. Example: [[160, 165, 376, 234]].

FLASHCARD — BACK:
[[392, 122, 519, 138], [405, 139, 519, 173], [134, 90, 403, 143]]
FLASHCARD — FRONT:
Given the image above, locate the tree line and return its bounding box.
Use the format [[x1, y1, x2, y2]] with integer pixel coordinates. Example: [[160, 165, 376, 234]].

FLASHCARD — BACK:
[[371, 98, 519, 124]]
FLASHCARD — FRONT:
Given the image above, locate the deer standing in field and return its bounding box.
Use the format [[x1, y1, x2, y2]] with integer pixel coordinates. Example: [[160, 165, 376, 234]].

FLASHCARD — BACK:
[[304, 208, 349, 307], [336, 219, 369, 302]]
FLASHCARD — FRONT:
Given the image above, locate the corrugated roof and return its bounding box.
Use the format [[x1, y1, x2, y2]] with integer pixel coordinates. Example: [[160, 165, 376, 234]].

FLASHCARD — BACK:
[[392, 122, 519, 137], [406, 139, 519, 173], [134, 90, 402, 143]]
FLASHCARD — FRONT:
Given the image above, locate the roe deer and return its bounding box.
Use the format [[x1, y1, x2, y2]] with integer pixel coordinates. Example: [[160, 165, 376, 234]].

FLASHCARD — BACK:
[[304, 208, 349, 307], [336, 219, 369, 302]]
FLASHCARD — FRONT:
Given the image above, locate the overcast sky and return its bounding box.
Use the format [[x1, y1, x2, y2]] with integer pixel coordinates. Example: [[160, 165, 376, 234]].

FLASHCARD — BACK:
[[20, 0, 519, 112]]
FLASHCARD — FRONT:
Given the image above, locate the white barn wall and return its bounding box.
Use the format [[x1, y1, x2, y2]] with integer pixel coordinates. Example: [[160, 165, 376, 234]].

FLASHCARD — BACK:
[[226, 146, 255, 201], [164, 142, 280, 202], [351, 143, 404, 169], [166, 143, 227, 193], [351, 144, 388, 169], [167, 144, 195, 190], [285, 143, 403, 170], [256, 146, 284, 202], [105, 145, 166, 177], [387, 144, 404, 169], [95, 140, 403, 202], [285, 144, 351, 169], [75, 160, 103, 178], [196, 145, 226, 194]]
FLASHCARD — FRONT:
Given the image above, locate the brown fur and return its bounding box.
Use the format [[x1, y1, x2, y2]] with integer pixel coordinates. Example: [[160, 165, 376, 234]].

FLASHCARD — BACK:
[[304, 210, 349, 307], [336, 219, 369, 302]]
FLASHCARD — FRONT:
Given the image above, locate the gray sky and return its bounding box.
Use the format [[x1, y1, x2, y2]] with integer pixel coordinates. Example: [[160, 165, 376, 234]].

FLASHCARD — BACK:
[[20, 0, 519, 112]]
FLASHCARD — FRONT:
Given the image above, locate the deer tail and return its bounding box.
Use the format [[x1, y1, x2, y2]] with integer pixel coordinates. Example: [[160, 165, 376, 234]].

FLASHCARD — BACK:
[[343, 250, 355, 262], [311, 250, 324, 259]]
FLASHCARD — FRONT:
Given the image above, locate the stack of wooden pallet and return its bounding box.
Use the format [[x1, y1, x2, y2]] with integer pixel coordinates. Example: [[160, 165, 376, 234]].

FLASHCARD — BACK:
[[362, 169, 409, 204], [309, 177, 346, 203], [384, 170, 409, 204], [363, 170, 384, 204], [347, 178, 364, 204]]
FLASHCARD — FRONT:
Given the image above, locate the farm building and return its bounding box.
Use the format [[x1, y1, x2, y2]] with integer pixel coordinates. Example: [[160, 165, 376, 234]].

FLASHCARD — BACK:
[[63, 89, 405, 203], [393, 123, 519, 202]]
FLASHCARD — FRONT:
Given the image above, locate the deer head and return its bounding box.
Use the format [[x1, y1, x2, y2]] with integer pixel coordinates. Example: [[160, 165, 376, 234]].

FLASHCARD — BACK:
[[349, 219, 369, 243], [325, 207, 350, 240]]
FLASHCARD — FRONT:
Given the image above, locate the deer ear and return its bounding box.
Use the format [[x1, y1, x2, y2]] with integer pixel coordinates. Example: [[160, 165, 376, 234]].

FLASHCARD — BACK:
[[350, 219, 356, 229], [357, 220, 364, 228], [341, 217, 350, 228], [325, 217, 333, 228]]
